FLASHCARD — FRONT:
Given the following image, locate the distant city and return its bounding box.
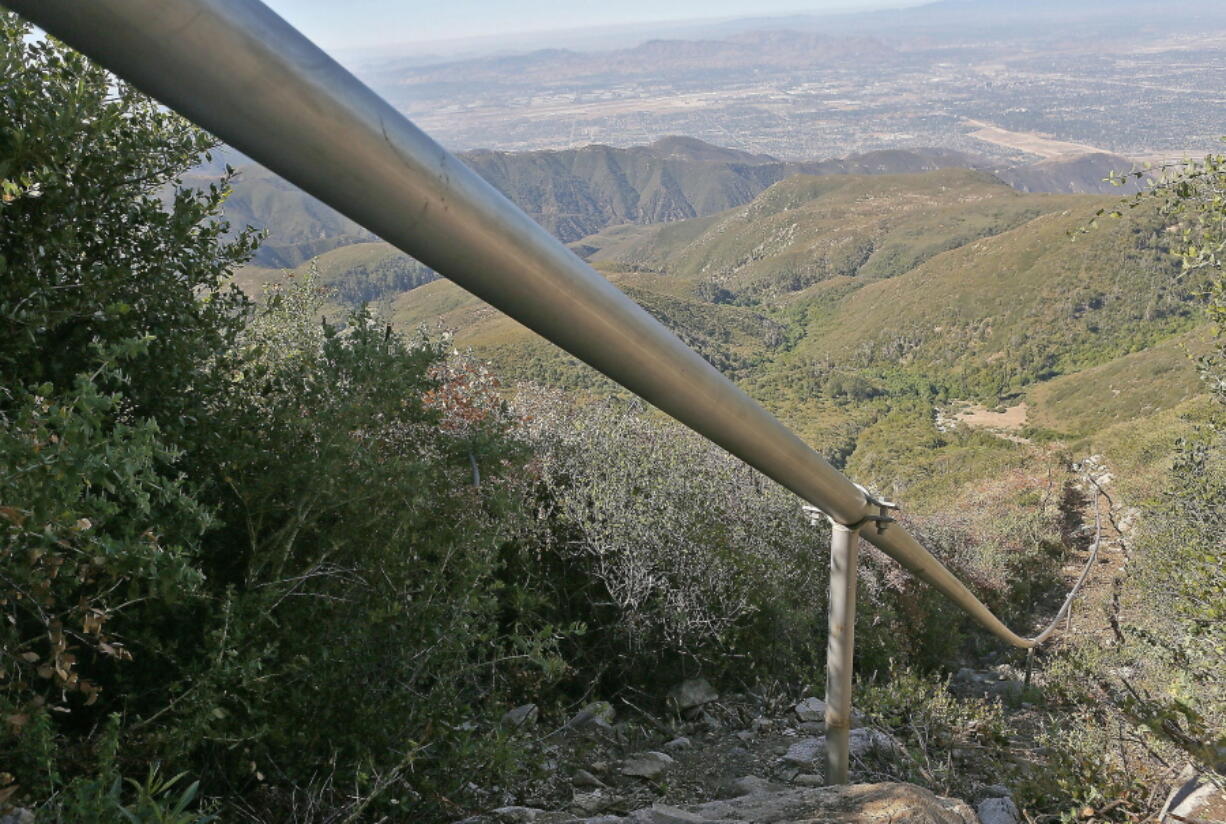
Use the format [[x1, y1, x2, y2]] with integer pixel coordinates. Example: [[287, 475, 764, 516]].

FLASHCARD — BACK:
[[357, 0, 1226, 162]]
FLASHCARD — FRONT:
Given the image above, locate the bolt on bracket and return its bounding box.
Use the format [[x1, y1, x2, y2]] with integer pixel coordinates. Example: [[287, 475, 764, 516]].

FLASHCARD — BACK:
[[803, 485, 899, 535]]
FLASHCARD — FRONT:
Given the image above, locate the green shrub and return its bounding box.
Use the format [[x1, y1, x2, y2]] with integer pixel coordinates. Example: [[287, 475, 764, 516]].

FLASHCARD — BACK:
[[857, 665, 1012, 799], [514, 391, 831, 688]]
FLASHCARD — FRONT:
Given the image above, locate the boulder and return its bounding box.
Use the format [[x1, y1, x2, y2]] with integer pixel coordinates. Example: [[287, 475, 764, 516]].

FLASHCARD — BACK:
[[572, 792, 618, 816], [581, 701, 616, 724], [780, 737, 825, 768], [976, 797, 1019, 824], [463, 782, 979, 824], [564, 708, 616, 736], [781, 729, 897, 769], [490, 807, 543, 823], [627, 805, 705, 824], [669, 678, 718, 711], [849, 728, 898, 758], [1159, 766, 1226, 824], [621, 751, 676, 779], [729, 775, 779, 796], [625, 783, 978, 824], [501, 704, 540, 730], [795, 697, 827, 722], [573, 769, 608, 790]]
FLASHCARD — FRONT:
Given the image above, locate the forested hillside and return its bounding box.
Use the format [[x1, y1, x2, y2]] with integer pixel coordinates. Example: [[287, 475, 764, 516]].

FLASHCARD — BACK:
[[1, 15, 1221, 824], [381, 169, 1210, 471], [217, 138, 1143, 275]]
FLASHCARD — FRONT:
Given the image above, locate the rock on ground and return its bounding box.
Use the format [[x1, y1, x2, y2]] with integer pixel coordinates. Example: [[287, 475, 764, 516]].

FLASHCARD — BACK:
[[0, 810, 35, 824], [622, 751, 676, 779], [463, 782, 980, 824], [794, 698, 826, 723], [728, 775, 781, 797], [502, 704, 540, 729], [976, 796, 1019, 824], [1159, 767, 1226, 824], [670, 679, 719, 712], [780, 729, 897, 768], [781, 737, 826, 768], [489, 806, 545, 823]]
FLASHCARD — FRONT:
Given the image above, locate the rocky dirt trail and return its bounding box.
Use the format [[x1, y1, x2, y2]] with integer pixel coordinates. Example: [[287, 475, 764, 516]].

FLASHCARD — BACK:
[[459, 457, 1216, 824], [460, 680, 1022, 824]]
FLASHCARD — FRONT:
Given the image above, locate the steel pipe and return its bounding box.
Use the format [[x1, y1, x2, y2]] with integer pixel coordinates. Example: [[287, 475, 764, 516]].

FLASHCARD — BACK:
[[4, 0, 1044, 650], [824, 523, 860, 785]]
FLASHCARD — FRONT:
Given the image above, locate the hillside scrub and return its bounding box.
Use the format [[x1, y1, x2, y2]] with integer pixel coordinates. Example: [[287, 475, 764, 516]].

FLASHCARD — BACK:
[[514, 391, 831, 687], [1019, 153, 1226, 817], [0, 24, 1034, 819], [0, 19, 553, 820]]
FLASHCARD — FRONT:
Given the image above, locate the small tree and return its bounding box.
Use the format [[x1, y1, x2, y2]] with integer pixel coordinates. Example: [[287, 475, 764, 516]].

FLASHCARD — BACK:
[[0, 11, 258, 808]]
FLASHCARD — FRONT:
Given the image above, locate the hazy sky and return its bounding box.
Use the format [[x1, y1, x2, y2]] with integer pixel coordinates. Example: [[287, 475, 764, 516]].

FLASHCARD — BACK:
[[261, 0, 925, 52]]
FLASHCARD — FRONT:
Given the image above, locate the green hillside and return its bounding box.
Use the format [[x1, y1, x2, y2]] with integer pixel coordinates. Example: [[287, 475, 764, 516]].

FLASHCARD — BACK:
[[784, 202, 1196, 398], [215, 139, 985, 276], [375, 169, 1210, 480], [584, 169, 1077, 297], [234, 240, 435, 308], [1027, 325, 1213, 436], [230, 165, 1210, 515], [182, 163, 375, 267]]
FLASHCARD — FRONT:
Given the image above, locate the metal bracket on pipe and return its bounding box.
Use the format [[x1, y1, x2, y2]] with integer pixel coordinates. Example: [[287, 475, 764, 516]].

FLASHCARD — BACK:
[[852, 483, 898, 535], [803, 486, 898, 535]]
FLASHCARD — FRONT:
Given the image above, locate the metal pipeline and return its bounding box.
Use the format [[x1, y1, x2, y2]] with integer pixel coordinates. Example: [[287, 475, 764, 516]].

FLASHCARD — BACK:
[[6, 0, 1042, 649]]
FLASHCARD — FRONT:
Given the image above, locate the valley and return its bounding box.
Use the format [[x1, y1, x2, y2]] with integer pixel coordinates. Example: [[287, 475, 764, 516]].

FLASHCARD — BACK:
[[222, 150, 1212, 507]]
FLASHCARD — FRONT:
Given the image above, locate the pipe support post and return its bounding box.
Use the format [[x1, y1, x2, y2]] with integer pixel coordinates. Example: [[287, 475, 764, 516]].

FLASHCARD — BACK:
[[825, 521, 860, 785]]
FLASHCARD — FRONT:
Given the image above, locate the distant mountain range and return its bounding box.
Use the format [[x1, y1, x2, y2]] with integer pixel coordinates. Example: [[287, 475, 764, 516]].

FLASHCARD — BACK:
[[204, 136, 1145, 271], [375, 30, 896, 90], [765, 0, 1226, 41]]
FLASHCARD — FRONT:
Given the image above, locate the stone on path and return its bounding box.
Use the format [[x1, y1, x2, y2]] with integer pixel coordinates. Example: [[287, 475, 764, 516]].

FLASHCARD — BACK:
[[462, 782, 980, 824], [849, 728, 897, 758], [977, 796, 1020, 824], [582, 701, 616, 724], [638, 783, 976, 824], [729, 775, 779, 797], [670, 678, 719, 711], [573, 769, 608, 789], [780, 737, 825, 768], [1159, 767, 1226, 824], [628, 804, 706, 824], [489, 806, 543, 823], [780, 729, 897, 769], [794, 697, 826, 722], [621, 751, 676, 779], [501, 704, 540, 729]]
